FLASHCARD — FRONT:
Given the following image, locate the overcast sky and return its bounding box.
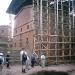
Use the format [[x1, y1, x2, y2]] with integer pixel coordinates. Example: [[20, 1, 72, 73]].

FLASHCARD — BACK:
[[0, 0, 75, 25], [0, 0, 12, 25]]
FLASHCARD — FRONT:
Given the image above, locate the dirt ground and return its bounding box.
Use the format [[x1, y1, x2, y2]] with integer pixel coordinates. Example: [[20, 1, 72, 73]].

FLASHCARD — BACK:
[[0, 64, 75, 75]]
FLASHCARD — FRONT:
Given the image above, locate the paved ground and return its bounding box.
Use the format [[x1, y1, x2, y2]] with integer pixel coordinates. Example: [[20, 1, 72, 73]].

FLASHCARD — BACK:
[[0, 64, 75, 75]]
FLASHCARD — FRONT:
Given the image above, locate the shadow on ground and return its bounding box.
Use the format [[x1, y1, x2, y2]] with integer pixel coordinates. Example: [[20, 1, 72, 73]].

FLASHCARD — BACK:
[[30, 71, 69, 75]]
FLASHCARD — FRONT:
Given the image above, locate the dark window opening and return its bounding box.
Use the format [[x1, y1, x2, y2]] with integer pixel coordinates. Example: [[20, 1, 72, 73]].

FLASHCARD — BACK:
[[26, 38, 29, 44], [14, 43, 16, 47], [27, 25, 29, 29], [21, 28, 22, 31], [15, 30, 17, 33], [1, 30, 4, 33]]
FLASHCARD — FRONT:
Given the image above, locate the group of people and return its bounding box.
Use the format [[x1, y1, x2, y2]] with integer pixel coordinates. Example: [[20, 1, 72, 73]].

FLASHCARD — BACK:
[[0, 49, 46, 73], [20, 49, 38, 73], [20, 48, 46, 73], [0, 51, 10, 71]]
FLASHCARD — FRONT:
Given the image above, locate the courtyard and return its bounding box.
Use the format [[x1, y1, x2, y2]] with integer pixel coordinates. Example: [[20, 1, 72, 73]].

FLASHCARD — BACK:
[[0, 64, 75, 75]]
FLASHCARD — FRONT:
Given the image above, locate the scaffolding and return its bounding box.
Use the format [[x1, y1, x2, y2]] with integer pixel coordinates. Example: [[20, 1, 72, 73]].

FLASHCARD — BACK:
[[33, 0, 75, 64]]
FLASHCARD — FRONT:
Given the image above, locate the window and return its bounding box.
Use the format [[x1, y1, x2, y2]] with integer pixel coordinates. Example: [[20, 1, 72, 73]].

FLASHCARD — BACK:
[[14, 43, 16, 47], [26, 38, 29, 44], [27, 25, 29, 29], [1, 30, 4, 33], [15, 30, 17, 33], [21, 28, 22, 31], [26, 38, 28, 41]]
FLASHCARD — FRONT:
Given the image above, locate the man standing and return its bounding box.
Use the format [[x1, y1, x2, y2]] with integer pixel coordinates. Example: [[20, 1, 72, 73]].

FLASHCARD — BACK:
[[41, 54, 46, 68], [31, 53, 36, 67], [6, 51, 10, 68], [22, 52, 27, 73], [20, 48, 27, 73]]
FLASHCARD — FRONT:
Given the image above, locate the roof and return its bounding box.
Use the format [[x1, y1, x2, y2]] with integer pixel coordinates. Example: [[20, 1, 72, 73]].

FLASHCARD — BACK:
[[6, 0, 32, 15]]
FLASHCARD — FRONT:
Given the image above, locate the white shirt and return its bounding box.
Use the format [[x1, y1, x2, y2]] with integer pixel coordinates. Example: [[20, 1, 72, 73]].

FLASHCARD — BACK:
[[41, 55, 45, 60]]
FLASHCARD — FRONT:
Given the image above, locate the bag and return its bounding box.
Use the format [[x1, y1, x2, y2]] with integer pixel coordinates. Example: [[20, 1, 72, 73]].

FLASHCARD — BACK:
[[22, 54, 27, 61]]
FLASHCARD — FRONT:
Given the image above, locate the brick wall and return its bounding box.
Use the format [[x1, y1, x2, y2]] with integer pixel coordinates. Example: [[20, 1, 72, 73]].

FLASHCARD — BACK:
[[13, 5, 35, 57]]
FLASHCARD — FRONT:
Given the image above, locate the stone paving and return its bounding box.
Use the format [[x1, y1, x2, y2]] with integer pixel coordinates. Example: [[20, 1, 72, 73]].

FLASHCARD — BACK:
[[0, 64, 75, 75]]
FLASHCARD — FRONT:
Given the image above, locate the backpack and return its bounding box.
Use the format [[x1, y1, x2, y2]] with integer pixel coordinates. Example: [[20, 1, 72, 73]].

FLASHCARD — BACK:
[[22, 53, 27, 61]]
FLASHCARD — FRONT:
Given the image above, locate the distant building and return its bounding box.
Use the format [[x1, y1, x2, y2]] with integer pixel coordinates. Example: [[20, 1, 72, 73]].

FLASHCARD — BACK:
[[0, 25, 12, 48]]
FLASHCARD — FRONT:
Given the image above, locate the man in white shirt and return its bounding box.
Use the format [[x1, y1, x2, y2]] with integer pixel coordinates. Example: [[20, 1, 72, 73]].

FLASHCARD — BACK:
[[41, 54, 46, 68]]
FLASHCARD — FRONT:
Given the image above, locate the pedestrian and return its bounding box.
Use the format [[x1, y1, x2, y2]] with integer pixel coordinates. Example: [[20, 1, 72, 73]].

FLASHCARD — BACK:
[[41, 54, 46, 68], [32, 52, 38, 65], [21, 51, 27, 73], [0, 53, 4, 75], [0, 53, 4, 70], [31, 53, 36, 67], [6, 51, 10, 68]]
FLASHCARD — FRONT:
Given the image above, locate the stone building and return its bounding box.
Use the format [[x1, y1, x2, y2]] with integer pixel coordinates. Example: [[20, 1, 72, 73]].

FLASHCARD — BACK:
[[7, 0, 34, 56], [0, 25, 12, 49]]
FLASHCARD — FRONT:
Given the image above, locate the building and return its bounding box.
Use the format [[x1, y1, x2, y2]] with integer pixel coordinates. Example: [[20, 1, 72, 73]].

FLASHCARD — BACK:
[[0, 25, 12, 49], [7, 0, 34, 56], [7, 0, 75, 64]]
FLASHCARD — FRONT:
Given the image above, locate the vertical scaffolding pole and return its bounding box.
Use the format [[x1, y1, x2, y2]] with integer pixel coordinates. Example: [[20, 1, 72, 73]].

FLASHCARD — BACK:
[[61, 0, 64, 62], [54, 0, 58, 64], [40, 0, 43, 56], [47, 0, 48, 26], [72, 0, 74, 36], [72, 0, 74, 62], [69, 0, 72, 61]]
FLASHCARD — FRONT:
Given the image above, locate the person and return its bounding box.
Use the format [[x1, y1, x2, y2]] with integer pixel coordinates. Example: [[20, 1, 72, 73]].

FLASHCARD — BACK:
[[41, 54, 46, 68], [6, 51, 10, 68], [21, 51, 27, 73], [33, 52, 38, 65], [0, 53, 4, 71], [31, 53, 36, 67], [0, 53, 4, 75]]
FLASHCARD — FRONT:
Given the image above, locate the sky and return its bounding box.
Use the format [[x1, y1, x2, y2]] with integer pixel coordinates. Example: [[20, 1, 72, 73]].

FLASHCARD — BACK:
[[0, 0, 12, 25]]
